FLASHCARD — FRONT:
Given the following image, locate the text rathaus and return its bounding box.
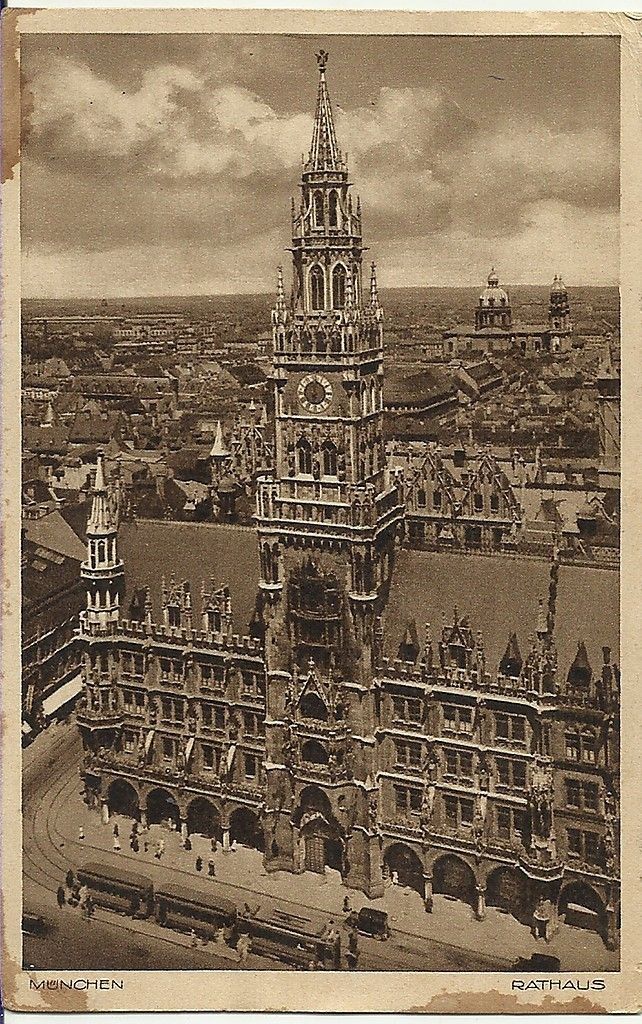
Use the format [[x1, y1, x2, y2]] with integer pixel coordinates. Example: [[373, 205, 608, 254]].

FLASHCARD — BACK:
[[77, 53, 620, 949]]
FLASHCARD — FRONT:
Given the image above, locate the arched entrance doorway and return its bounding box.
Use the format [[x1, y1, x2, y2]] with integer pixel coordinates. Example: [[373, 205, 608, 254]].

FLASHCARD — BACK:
[[301, 816, 343, 873], [108, 779, 140, 820], [186, 797, 222, 840], [486, 866, 528, 922], [433, 855, 476, 907], [384, 843, 424, 895], [146, 787, 180, 828], [295, 786, 344, 875], [558, 881, 606, 937], [230, 807, 264, 851]]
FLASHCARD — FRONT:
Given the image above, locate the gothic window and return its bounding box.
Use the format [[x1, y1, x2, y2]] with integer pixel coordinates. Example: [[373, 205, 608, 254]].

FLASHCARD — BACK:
[[310, 265, 325, 311], [329, 190, 338, 228], [417, 488, 427, 508], [313, 191, 324, 228], [433, 490, 442, 510], [490, 493, 500, 513], [207, 609, 222, 633], [332, 264, 347, 309], [474, 493, 484, 512], [322, 441, 338, 477], [370, 379, 377, 413], [297, 437, 313, 476], [300, 692, 329, 721]]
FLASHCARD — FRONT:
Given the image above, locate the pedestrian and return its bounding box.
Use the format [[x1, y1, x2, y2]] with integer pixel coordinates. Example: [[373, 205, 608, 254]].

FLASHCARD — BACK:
[[56, 886, 66, 909], [237, 933, 251, 965], [143, 839, 149, 854], [208, 858, 216, 877], [343, 896, 352, 914], [159, 838, 165, 856], [195, 856, 203, 873], [345, 950, 357, 971], [65, 869, 74, 889], [113, 823, 119, 838], [190, 928, 198, 948], [348, 929, 359, 957], [210, 836, 217, 854], [113, 835, 121, 852], [78, 825, 85, 841], [184, 836, 192, 852], [86, 896, 95, 919], [132, 821, 138, 836], [131, 837, 140, 853]]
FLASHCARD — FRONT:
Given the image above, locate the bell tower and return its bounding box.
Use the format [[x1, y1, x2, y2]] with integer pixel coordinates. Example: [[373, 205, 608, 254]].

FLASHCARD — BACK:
[[256, 52, 404, 896]]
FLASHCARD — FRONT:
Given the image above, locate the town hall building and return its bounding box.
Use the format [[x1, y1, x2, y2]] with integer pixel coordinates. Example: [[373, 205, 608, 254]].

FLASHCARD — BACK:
[[76, 53, 619, 951]]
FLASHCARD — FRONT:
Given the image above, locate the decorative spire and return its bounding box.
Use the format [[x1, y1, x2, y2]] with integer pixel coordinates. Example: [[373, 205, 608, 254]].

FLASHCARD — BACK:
[[87, 454, 117, 536], [370, 262, 379, 307], [345, 266, 354, 308], [307, 50, 342, 172], [276, 265, 286, 312], [210, 420, 230, 459]]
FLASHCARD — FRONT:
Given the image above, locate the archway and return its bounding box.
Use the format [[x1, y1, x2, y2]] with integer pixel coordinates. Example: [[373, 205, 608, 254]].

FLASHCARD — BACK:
[[146, 787, 180, 828], [433, 854, 476, 907], [558, 881, 606, 937], [108, 779, 140, 820], [486, 866, 528, 923], [384, 843, 424, 895], [230, 807, 264, 851], [301, 739, 329, 765], [301, 815, 344, 875], [186, 796, 222, 840]]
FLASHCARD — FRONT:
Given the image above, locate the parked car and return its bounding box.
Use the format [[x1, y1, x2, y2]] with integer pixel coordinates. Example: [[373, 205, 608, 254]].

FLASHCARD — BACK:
[[346, 907, 390, 940]]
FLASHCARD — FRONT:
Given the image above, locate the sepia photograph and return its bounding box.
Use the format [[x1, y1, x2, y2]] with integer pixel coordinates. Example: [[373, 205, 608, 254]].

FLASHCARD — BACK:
[[3, 7, 637, 1014]]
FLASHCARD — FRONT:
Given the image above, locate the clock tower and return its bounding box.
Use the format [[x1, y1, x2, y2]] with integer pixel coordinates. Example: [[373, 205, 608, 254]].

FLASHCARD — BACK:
[[256, 51, 404, 896]]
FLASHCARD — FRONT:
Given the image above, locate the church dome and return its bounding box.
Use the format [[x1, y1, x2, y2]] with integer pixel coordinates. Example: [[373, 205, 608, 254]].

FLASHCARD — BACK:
[[479, 268, 509, 307]]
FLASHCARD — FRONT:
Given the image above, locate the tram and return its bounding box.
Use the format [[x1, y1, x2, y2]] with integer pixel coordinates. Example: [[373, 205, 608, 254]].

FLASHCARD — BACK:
[[76, 862, 154, 918], [239, 905, 341, 968], [155, 883, 237, 940]]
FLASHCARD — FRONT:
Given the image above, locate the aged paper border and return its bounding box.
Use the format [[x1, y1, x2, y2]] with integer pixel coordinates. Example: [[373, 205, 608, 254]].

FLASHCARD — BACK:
[[2, 7, 640, 1014]]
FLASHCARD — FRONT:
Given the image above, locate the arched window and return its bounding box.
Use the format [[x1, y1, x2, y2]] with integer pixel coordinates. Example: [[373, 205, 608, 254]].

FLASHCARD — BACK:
[[301, 739, 329, 765], [370, 379, 377, 413], [300, 692, 329, 722], [332, 264, 346, 309], [310, 265, 325, 311], [322, 441, 338, 477], [328, 191, 338, 228], [313, 191, 324, 228], [297, 437, 313, 476]]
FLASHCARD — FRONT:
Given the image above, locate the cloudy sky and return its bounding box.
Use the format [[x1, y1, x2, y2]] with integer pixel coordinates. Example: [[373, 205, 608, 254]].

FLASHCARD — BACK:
[[21, 33, 619, 298]]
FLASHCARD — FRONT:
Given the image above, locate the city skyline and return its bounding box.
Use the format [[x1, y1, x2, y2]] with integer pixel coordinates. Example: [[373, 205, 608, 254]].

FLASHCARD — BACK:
[[21, 34, 619, 298]]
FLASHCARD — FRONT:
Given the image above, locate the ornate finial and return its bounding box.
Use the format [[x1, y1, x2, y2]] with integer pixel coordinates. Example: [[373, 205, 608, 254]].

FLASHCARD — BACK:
[[316, 49, 329, 71]]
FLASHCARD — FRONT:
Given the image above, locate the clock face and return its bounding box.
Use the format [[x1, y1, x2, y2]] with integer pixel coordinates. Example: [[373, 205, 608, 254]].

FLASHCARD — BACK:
[[298, 374, 333, 413]]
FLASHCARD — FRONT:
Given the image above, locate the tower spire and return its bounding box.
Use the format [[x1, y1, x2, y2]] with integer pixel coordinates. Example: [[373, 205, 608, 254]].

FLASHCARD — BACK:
[[307, 50, 342, 172]]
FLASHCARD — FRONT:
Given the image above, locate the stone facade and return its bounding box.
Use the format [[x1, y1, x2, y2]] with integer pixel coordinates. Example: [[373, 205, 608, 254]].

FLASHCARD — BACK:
[[76, 54, 619, 949]]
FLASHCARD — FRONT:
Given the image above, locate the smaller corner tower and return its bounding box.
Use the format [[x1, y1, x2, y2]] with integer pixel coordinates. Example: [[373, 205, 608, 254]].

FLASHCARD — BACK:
[[80, 454, 124, 634]]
